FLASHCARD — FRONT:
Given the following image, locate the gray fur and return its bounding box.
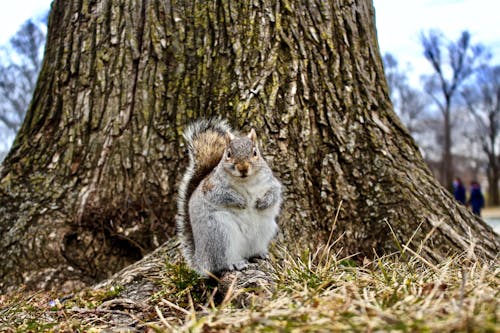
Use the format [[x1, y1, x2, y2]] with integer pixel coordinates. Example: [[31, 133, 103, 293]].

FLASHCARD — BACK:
[[177, 119, 282, 276], [176, 118, 231, 270], [204, 183, 248, 209], [255, 187, 281, 210]]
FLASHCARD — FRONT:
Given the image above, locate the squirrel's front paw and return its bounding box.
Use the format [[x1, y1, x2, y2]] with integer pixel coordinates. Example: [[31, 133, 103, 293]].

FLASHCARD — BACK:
[[226, 192, 247, 209], [233, 198, 247, 209], [255, 196, 271, 210], [255, 189, 278, 210]]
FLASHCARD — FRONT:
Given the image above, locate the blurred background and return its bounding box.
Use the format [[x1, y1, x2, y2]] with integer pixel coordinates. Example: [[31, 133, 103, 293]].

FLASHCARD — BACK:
[[0, 1, 499, 230], [0, 1, 49, 160]]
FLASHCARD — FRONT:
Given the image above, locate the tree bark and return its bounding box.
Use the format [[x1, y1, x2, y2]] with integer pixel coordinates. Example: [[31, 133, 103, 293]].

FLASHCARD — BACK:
[[441, 105, 453, 188], [487, 160, 499, 206], [0, 0, 498, 293]]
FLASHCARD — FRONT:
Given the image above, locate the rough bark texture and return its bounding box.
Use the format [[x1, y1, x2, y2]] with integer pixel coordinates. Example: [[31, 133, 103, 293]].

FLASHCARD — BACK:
[[0, 0, 498, 292]]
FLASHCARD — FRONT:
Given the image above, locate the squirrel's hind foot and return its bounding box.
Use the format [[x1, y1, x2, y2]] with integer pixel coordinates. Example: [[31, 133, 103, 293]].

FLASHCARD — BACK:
[[229, 259, 250, 271]]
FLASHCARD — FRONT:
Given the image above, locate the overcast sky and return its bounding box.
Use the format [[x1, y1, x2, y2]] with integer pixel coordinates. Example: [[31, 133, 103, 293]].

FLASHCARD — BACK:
[[0, 0, 499, 82], [373, 0, 500, 84], [0, 0, 51, 45]]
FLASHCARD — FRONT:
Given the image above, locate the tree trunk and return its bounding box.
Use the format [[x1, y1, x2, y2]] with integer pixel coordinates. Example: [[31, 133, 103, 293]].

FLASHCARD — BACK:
[[0, 0, 498, 293], [441, 105, 453, 188], [487, 163, 499, 206], [490, 149, 500, 207]]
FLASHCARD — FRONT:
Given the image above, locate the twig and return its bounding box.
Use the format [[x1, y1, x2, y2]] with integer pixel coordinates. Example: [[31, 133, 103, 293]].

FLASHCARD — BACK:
[[161, 298, 191, 316], [402, 244, 440, 273], [155, 305, 172, 329]]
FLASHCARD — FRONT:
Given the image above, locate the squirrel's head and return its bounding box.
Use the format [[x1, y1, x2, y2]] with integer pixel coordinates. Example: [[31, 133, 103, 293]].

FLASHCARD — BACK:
[[222, 129, 263, 179]]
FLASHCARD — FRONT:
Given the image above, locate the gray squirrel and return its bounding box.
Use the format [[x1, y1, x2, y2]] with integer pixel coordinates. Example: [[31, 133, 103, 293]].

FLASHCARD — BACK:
[[176, 118, 282, 275]]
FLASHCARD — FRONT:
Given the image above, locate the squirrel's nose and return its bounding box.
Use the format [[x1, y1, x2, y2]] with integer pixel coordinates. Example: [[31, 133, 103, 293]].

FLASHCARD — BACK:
[[236, 162, 249, 176]]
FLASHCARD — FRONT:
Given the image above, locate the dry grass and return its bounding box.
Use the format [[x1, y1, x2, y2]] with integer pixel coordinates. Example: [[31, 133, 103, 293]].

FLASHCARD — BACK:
[[159, 245, 498, 332], [1, 238, 498, 332]]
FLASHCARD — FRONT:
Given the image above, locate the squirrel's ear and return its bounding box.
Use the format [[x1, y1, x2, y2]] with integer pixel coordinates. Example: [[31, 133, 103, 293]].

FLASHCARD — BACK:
[[225, 131, 235, 144], [248, 128, 257, 142]]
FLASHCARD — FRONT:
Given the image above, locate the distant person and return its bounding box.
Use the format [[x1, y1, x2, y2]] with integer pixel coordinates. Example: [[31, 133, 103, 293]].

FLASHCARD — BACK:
[[452, 177, 466, 205], [468, 181, 485, 216]]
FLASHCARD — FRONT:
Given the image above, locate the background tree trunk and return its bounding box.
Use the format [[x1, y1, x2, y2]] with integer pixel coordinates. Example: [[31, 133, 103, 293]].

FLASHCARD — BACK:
[[487, 163, 499, 205], [0, 0, 498, 292]]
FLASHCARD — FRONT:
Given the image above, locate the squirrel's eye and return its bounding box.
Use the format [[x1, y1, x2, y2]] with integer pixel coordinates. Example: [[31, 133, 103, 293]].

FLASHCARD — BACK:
[[226, 149, 231, 158], [253, 147, 258, 157]]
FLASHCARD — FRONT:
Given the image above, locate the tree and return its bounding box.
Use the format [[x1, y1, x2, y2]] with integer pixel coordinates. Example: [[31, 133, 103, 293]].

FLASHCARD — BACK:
[[0, 0, 498, 293], [383, 53, 427, 136], [0, 19, 46, 139], [462, 65, 500, 205], [420, 30, 486, 188]]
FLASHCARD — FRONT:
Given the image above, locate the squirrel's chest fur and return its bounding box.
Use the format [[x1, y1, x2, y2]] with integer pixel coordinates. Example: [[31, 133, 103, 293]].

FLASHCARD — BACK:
[[224, 178, 278, 255], [190, 171, 279, 257], [235, 179, 277, 224]]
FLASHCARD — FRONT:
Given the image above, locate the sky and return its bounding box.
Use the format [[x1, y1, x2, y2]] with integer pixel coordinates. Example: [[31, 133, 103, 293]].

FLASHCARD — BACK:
[[373, 0, 500, 84], [0, 0, 52, 45]]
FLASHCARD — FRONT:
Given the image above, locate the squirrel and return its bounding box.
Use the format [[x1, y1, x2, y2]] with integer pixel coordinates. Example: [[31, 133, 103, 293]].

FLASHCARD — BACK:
[[176, 118, 282, 275]]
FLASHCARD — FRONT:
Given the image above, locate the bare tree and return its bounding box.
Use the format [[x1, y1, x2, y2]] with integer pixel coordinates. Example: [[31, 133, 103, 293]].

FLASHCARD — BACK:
[[383, 53, 427, 136], [462, 64, 500, 205], [421, 30, 486, 188], [0, 19, 46, 138]]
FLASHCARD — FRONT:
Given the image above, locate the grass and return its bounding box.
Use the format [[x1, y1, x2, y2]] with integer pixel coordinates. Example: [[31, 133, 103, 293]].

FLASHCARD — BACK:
[[1, 240, 498, 332], [159, 244, 498, 332]]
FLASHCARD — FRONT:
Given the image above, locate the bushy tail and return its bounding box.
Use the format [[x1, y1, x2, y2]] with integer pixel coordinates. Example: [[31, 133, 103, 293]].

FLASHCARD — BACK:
[[176, 118, 232, 263]]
